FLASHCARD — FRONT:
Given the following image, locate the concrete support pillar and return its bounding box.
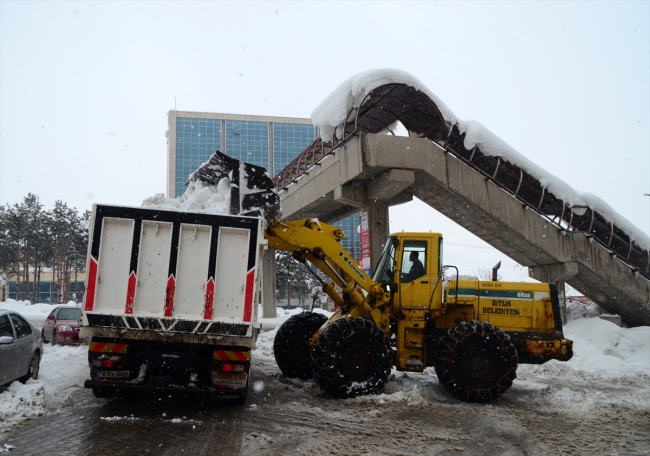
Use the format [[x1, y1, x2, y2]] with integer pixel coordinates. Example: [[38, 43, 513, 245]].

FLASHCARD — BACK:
[[334, 168, 415, 275], [366, 169, 415, 274], [529, 262, 579, 325], [262, 247, 277, 318], [367, 200, 389, 274]]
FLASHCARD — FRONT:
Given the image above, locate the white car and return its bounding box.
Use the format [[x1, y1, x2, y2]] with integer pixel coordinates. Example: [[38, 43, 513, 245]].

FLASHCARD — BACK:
[[0, 309, 43, 386]]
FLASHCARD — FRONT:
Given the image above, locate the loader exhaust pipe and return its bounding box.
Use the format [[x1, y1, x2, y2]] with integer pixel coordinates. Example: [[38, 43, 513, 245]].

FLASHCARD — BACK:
[[492, 261, 501, 281]]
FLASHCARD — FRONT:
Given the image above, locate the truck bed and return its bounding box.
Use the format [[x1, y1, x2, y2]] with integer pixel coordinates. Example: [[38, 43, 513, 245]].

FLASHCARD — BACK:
[[82, 204, 265, 343]]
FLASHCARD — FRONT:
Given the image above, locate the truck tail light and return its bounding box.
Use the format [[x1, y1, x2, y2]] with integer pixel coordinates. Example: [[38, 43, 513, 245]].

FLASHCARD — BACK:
[[219, 363, 245, 373], [91, 355, 122, 368]]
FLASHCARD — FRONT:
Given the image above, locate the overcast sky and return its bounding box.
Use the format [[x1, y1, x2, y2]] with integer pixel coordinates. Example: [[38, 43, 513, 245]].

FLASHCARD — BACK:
[[1, 1, 648, 280]]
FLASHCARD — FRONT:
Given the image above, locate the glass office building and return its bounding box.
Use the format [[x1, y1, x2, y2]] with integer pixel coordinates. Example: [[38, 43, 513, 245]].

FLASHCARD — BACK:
[[8, 281, 85, 304], [167, 111, 360, 259]]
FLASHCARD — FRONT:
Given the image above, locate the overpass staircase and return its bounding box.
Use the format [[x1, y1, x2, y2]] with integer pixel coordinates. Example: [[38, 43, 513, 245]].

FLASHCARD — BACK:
[[272, 83, 650, 327]]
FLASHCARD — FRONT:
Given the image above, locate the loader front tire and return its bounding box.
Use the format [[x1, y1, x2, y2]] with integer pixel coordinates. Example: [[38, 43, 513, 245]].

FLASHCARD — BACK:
[[274, 312, 328, 380], [312, 318, 392, 399], [434, 320, 517, 403]]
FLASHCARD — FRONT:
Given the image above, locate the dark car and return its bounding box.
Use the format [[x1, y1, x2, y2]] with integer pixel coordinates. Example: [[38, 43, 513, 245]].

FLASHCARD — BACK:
[[0, 309, 43, 386], [42, 306, 84, 345]]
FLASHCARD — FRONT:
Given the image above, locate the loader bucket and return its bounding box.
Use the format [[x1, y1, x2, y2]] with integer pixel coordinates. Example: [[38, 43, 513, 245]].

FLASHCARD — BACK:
[[187, 151, 281, 221]]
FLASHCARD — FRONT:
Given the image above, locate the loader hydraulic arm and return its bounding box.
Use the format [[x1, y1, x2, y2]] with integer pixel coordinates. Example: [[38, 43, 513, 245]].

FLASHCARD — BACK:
[[264, 218, 389, 316]]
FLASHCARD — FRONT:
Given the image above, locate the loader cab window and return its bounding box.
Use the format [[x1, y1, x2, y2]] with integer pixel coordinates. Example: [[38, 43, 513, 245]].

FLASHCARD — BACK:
[[401, 241, 427, 283], [373, 237, 397, 288]]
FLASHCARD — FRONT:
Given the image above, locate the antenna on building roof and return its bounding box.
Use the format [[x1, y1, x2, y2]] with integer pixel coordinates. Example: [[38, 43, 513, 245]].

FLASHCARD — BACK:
[[174, 97, 176, 111]]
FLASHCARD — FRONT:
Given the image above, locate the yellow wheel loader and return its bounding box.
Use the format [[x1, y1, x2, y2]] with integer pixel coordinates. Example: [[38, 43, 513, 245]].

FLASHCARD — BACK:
[[194, 152, 573, 403]]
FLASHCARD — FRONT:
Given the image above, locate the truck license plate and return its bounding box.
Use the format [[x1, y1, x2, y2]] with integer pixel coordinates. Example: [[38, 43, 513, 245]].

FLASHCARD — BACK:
[[94, 370, 130, 379], [211, 371, 248, 389]]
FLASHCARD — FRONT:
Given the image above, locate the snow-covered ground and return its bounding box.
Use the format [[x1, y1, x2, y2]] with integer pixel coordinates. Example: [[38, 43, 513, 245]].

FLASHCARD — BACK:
[[1, 298, 648, 444]]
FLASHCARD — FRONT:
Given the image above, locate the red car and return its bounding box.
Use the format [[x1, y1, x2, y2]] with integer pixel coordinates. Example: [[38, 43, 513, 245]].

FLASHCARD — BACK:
[[41, 306, 84, 345]]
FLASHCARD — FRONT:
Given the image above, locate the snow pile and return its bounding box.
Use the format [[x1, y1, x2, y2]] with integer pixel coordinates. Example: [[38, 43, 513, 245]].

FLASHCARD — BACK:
[[0, 382, 46, 432], [566, 298, 604, 321], [311, 69, 650, 250], [548, 318, 650, 378], [255, 306, 289, 331], [142, 152, 280, 220], [142, 178, 231, 215], [0, 300, 74, 321], [0, 340, 88, 434]]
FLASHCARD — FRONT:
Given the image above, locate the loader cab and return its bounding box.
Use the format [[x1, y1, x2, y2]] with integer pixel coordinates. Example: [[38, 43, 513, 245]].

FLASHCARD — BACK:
[[373, 232, 444, 372], [373, 232, 444, 310]]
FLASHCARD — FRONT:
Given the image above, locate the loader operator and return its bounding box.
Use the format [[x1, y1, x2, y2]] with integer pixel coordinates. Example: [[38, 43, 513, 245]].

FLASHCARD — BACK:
[[402, 251, 425, 282]]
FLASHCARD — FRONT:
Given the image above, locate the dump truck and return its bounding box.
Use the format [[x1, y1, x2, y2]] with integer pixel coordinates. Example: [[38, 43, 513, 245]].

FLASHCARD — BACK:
[[81, 204, 267, 403], [187, 152, 573, 403]]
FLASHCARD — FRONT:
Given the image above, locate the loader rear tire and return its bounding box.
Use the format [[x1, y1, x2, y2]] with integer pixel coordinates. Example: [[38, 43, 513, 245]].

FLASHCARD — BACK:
[[274, 312, 328, 380], [312, 318, 392, 399], [434, 320, 517, 403]]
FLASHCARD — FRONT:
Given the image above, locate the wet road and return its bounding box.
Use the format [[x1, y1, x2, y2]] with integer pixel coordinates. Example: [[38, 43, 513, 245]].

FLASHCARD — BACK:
[[2, 361, 649, 456]]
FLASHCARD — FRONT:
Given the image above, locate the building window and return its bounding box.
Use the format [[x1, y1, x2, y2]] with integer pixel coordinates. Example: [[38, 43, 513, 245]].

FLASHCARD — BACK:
[[273, 123, 316, 176], [223, 120, 269, 170], [175, 117, 222, 198]]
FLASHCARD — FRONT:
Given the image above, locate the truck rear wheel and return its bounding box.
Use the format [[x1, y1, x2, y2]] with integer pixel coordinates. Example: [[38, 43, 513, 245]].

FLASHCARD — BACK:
[[434, 321, 517, 402], [312, 318, 392, 399], [274, 312, 328, 380]]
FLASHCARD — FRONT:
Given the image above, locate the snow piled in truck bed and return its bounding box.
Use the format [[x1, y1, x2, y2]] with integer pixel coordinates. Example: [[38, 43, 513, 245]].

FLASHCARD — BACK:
[[311, 69, 650, 251], [142, 178, 232, 215]]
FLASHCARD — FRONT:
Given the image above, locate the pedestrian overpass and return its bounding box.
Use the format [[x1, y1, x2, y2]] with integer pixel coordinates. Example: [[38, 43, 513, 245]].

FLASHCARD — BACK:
[[272, 82, 650, 327]]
